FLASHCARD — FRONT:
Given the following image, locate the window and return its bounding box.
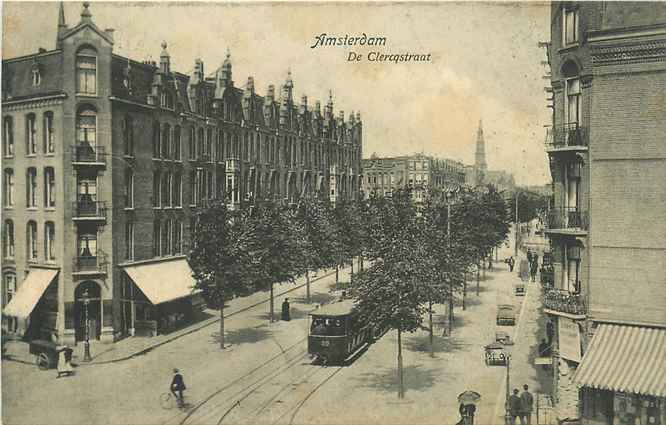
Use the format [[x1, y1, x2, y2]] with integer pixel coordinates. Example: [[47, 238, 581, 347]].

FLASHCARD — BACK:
[[27, 221, 37, 261], [76, 47, 97, 95], [125, 221, 134, 261], [197, 128, 204, 160], [78, 233, 97, 258], [3, 169, 14, 207], [26, 113, 37, 155], [173, 126, 181, 160], [206, 128, 212, 160], [124, 168, 134, 208], [563, 7, 579, 45], [162, 124, 171, 159], [32, 66, 41, 87], [226, 133, 232, 160], [153, 171, 161, 208], [566, 78, 581, 125], [26, 168, 37, 208], [3, 116, 14, 157], [153, 121, 161, 158], [173, 172, 182, 207], [44, 167, 55, 208], [217, 130, 224, 162], [4, 272, 16, 304], [76, 107, 96, 148], [153, 220, 161, 257], [43, 112, 55, 154], [188, 127, 195, 160], [173, 221, 182, 255], [123, 115, 134, 156], [44, 221, 55, 262], [189, 171, 196, 205], [161, 219, 171, 256], [3, 219, 14, 259], [162, 172, 171, 207]]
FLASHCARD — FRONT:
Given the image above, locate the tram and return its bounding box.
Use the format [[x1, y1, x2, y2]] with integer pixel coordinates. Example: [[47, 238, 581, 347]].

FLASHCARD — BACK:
[[308, 299, 384, 365]]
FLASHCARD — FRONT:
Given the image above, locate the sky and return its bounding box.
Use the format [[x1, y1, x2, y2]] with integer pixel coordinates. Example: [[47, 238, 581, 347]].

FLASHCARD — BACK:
[[2, 1, 552, 186]]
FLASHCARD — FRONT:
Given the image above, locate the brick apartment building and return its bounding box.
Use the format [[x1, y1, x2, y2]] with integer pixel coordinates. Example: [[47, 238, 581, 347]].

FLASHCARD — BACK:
[[542, 2, 666, 423], [1, 3, 362, 346], [361, 153, 466, 204]]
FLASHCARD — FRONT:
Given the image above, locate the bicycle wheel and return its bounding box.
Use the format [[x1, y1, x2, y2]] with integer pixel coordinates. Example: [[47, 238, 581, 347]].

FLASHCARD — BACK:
[[160, 392, 174, 410], [36, 353, 49, 370]]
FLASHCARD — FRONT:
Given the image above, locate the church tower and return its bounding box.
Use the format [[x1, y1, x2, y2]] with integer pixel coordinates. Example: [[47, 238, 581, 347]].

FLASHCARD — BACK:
[[475, 119, 487, 171]]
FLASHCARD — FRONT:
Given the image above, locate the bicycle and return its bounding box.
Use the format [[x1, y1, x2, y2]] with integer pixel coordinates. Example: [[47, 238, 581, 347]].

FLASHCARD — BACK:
[[159, 391, 185, 410]]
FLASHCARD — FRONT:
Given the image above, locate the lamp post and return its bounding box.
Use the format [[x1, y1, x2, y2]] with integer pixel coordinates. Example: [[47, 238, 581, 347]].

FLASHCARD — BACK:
[[504, 354, 512, 425], [82, 288, 92, 362], [444, 185, 459, 334], [514, 190, 519, 257]]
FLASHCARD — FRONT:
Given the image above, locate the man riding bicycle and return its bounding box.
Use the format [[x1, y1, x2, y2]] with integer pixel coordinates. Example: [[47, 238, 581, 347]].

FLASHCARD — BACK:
[[170, 368, 186, 407]]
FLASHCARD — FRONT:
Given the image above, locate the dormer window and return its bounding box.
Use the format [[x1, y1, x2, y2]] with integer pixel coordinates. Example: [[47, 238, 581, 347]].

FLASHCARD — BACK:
[[563, 6, 579, 45], [31, 66, 41, 87]]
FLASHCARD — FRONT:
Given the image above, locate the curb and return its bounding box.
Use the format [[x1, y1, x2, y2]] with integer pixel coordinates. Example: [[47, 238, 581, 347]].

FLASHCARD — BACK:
[[80, 268, 339, 366]]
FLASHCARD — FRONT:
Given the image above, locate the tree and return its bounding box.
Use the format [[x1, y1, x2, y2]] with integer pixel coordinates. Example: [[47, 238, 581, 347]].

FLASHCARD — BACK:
[[355, 188, 424, 398], [189, 201, 259, 349], [252, 202, 305, 322]]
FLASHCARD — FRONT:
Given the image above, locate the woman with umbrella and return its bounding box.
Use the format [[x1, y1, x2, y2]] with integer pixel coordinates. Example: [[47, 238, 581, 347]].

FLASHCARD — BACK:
[[457, 391, 481, 425]]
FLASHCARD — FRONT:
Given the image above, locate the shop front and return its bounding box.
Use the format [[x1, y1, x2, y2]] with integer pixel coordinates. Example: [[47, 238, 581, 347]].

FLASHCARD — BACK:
[[120, 257, 204, 337], [574, 324, 666, 425]]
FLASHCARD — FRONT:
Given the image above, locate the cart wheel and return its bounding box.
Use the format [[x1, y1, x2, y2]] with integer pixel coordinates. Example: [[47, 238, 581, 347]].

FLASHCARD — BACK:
[[35, 353, 49, 370]]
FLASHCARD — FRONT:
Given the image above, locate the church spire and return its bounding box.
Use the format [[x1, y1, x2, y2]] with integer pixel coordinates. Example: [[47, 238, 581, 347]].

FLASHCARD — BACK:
[[475, 119, 487, 171], [56, 2, 67, 49]]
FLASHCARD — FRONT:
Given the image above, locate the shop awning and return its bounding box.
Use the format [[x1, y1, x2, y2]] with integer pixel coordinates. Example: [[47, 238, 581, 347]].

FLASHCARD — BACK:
[[123, 258, 200, 305], [573, 324, 666, 397], [3, 268, 59, 319]]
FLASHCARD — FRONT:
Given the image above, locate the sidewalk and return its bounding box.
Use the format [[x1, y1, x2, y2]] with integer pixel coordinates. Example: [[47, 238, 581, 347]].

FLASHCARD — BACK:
[[2, 267, 339, 367]]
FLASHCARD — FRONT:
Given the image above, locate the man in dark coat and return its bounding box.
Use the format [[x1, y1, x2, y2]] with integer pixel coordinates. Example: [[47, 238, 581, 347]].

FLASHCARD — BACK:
[[281, 298, 291, 321], [170, 368, 186, 407], [520, 384, 534, 425], [507, 256, 515, 272], [508, 388, 522, 425]]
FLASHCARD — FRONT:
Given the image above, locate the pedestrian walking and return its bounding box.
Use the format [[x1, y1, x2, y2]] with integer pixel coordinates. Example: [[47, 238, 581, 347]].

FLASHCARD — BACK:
[[281, 298, 291, 321], [457, 403, 467, 425], [507, 256, 515, 272], [466, 403, 476, 425], [530, 260, 538, 282], [508, 389, 522, 425], [520, 384, 534, 425], [56, 345, 73, 378], [170, 368, 187, 407], [526, 249, 533, 266]]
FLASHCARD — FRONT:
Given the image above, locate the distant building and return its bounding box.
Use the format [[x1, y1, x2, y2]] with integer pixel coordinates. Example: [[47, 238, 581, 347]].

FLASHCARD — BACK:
[[465, 120, 516, 192], [361, 153, 466, 203], [1, 3, 362, 346], [542, 2, 666, 423]]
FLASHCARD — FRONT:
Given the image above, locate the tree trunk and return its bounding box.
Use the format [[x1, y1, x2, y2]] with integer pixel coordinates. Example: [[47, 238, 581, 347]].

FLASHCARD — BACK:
[[477, 261, 481, 296], [397, 328, 404, 399], [306, 270, 311, 304], [429, 300, 434, 358], [335, 264, 339, 288], [448, 295, 454, 335], [270, 282, 275, 323], [219, 302, 225, 349], [350, 257, 354, 279], [463, 276, 467, 311], [360, 255, 364, 272]]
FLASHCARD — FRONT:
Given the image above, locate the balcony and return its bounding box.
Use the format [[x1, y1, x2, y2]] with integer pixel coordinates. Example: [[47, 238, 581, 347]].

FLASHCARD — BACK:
[[546, 207, 588, 234], [72, 199, 107, 221], [542, 288, 585, 317], [545, 123, 588, 152], [73, 253, 107, 275], [72, 145, 106, 166]]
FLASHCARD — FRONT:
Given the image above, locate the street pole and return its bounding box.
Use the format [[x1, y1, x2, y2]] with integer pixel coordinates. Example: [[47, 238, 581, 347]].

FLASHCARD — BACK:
[[305, 269, 311, 304], [514, 191, 519, 257], [428, 300, 434, 358], [504, 355, 512, 425], [270, 282, 274, 323], [447, 199, 454, 334], [398, 327, 404, 399], [83, 290, 92, 362]]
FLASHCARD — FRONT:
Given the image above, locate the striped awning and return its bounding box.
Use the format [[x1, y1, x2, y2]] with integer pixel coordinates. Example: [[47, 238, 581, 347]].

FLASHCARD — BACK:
[[573, 324, 666, 397]]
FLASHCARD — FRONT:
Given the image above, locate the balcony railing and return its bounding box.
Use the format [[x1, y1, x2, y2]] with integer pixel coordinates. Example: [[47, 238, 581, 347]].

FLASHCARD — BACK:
[[73, 199, 107, 219], [542, 288, 585, 316], [547, 207, 588, 231], [546, 123, 588, 149], [73, 252, 107, 273], [72, 145, 106, 164]]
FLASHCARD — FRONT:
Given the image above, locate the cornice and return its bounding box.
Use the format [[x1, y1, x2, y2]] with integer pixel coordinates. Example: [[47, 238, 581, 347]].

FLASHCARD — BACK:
[[1, 93, 67, 111], [591, 39, 666, 66]]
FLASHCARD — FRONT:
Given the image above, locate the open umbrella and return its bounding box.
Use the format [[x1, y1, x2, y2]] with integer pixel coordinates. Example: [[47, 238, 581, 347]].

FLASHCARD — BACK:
[[458, 390, 482, 405]]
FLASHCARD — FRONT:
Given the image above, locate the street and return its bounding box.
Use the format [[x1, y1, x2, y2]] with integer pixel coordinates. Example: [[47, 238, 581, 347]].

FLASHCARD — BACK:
[[3, 237, 551, 425]]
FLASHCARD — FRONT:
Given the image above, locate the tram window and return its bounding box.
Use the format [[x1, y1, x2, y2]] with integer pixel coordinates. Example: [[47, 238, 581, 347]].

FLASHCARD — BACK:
[[311, 317, 346, 335]]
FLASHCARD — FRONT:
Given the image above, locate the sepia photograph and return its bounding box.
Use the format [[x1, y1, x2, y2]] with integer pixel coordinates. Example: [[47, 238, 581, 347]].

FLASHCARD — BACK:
[[1, 1, 665, 424]]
